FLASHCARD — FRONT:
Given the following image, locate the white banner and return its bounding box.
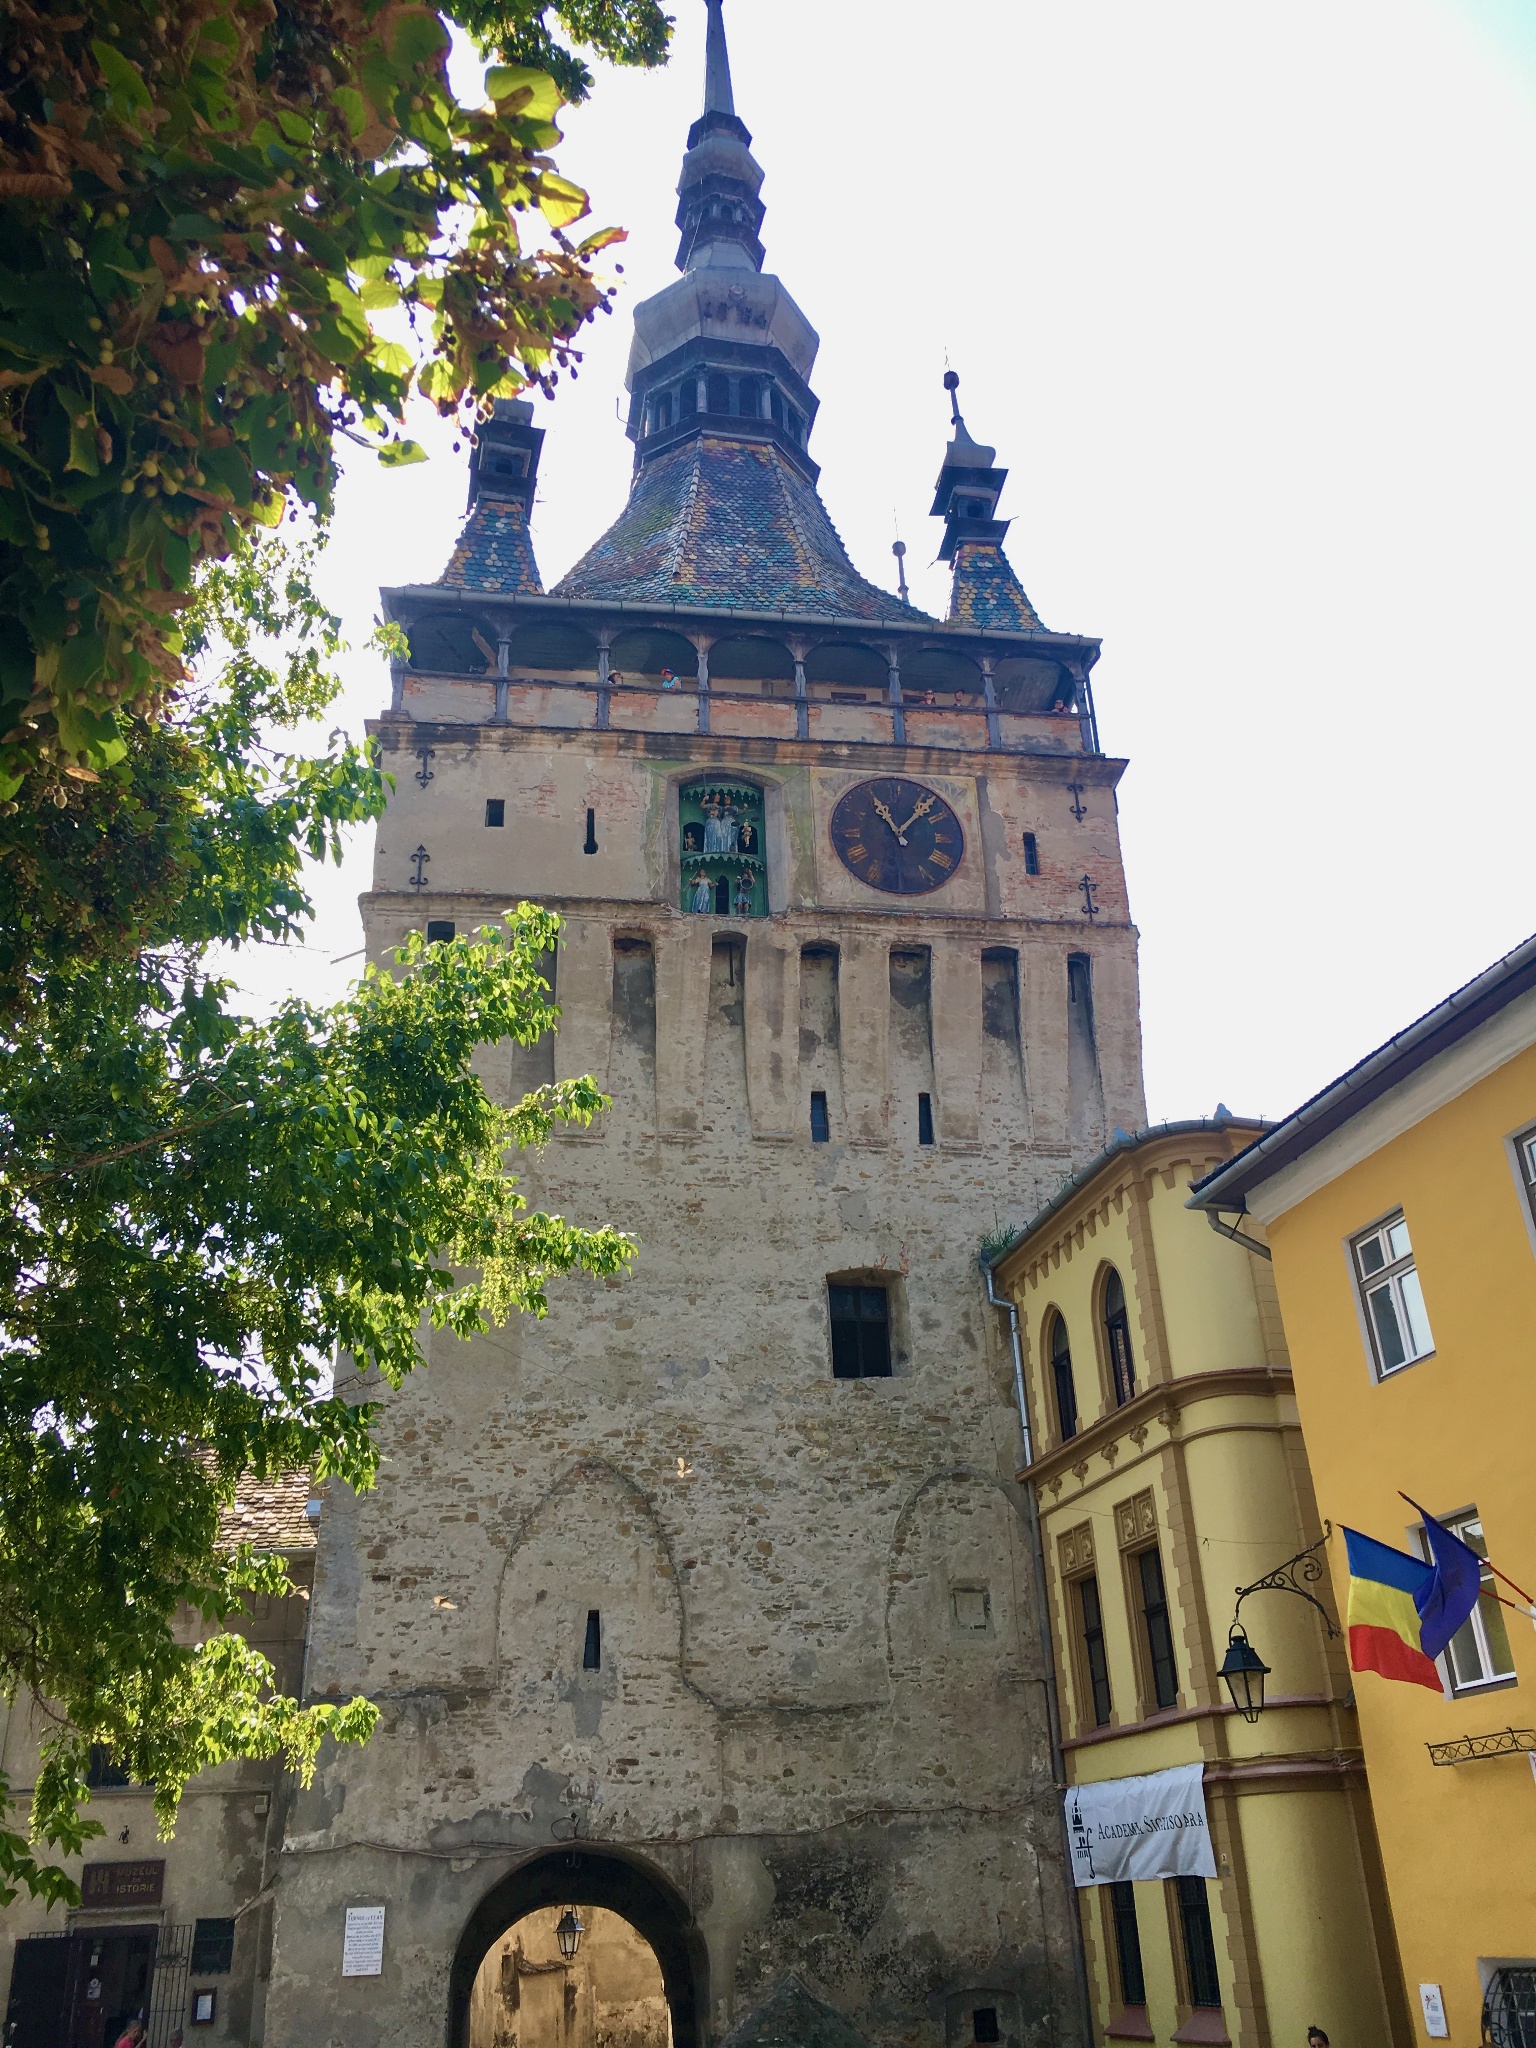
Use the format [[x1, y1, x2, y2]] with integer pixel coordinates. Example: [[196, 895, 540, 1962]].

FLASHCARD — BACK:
[[1065, 1763, 1216, 1887]]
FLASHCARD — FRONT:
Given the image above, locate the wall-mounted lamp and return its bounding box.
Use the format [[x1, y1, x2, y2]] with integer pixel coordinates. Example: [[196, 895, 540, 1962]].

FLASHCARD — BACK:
[[1219, 1528, 1339, 1723]]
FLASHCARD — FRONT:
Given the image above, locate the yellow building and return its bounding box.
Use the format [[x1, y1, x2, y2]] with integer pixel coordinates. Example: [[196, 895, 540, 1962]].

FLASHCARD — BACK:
[[1190, 939, 1536, 2048], [988, 1119, 1405, 2048]]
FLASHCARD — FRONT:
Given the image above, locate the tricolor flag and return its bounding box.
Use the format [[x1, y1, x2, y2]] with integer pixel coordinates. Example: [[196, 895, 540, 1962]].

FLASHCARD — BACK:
[[1344, 1517, 1484, 1693]]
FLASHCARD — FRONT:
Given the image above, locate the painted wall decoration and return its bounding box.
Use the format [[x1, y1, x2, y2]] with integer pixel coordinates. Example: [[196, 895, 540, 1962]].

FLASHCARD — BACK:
[[680, 782, 766, 916]]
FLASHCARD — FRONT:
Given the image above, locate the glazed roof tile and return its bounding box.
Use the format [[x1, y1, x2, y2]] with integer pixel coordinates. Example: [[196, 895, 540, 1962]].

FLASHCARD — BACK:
[[553, 436, 926, 622], [947, 539, 1044, 632], [439, 497, 543, 596], [218, 1470, 316, 1554]]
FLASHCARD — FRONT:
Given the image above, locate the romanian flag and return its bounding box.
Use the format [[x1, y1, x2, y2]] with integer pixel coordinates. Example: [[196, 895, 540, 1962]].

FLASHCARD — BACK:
[[1344, 1520, 1482, 1693]]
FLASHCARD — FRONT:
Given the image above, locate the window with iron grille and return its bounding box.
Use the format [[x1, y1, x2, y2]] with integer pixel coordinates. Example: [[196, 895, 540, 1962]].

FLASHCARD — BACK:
[[1484, 1966, 1536, 2048], [191, 1918, 236, 1975], [1351, 1212, 1433, 1377], [829, 1284, 891, 1380]]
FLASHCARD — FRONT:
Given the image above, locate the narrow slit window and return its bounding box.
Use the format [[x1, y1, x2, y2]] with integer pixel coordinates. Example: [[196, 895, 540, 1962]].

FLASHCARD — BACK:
[[917, 1093, 935, 1145], [584, 808, 598, 855], [829, 1283, 892, 1380], [973, 2012, 1000, 2045], [1108, 1882, 1145, 2008], [582, 1610, 601, 1671], [485, 798, 505, 828], [425, 920, 456, 944], [1023, 831, 1039, 875], [810, 1091, 830, 1143]]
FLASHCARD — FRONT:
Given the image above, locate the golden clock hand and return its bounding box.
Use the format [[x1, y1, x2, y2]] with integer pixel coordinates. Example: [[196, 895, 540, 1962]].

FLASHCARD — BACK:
[[896, 795, 937, 835], [870, 796, 907, 843]]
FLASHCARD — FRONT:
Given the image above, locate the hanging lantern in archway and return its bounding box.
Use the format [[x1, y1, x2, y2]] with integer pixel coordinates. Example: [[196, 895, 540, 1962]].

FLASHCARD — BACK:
[[556, 1907, 586, 1961]]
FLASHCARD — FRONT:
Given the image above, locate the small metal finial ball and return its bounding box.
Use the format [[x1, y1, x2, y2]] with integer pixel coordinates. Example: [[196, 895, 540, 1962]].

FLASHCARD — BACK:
[[892, 540, 907, 559], [942, 370, 960, 392]]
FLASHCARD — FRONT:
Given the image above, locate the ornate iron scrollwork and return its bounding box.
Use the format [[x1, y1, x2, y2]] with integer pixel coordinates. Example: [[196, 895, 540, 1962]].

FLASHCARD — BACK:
[[1232, 1529, 1341, 1640]]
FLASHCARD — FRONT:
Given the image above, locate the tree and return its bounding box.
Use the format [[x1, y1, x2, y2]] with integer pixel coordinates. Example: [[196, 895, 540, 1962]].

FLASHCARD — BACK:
[[0, 0, 670, 804], [0, 536, 635, 1902]]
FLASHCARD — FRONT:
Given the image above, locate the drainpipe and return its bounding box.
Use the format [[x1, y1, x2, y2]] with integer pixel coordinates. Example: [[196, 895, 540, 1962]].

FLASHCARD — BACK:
[[983, 1260, 1095, 2048]]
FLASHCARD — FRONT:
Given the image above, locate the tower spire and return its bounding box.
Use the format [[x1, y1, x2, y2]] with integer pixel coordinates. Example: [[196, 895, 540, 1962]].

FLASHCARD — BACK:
[[931, 372, 1045, 632], [675, 0, 766, 272], [703, 0, 735, 117]]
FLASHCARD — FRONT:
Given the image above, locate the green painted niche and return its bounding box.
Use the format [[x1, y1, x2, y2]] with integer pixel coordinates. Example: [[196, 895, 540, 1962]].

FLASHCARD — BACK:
[[679, 781, 766, 916]]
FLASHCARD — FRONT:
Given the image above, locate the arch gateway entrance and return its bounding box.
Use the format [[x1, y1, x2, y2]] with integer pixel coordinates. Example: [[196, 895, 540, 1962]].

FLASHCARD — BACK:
[[451, 1851, 707, 2048]]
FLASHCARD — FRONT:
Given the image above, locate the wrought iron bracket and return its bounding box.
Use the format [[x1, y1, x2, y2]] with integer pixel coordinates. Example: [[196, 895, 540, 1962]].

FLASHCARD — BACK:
[[1231, 1528, 1340, 1639], [1427, 1727, 1536, 1766], [414, 746, 436, 789]]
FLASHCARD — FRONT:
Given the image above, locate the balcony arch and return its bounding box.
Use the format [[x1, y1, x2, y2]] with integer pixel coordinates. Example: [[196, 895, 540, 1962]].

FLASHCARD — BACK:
[[706, 637, 796, 691], [804, 640, 887, 691], [902, 647, 982, 697], [405, 612, 496, 674], [505, 619, 599, 677], [609, 628, 699, 687]]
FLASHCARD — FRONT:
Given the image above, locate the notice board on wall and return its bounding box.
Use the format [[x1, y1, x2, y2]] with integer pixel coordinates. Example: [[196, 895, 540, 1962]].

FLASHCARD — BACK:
[[342, 1906, 386, 1978]]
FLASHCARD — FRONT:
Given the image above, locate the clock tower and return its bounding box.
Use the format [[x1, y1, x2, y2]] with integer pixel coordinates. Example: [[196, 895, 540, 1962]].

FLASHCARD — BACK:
[[268, 7, 1146, 2046]]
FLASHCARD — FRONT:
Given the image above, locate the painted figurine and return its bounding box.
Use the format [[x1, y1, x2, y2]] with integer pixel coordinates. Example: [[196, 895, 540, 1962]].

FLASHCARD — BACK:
[[690, 870, 714, 913], [738, 818, 757, 855], [682, 821, 703, 852], [734, 871, 755, 917], [703, 797, 733, 853]]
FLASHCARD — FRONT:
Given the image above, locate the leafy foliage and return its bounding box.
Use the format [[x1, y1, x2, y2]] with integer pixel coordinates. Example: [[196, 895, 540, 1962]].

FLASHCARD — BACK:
[[0, 0, 670, 801], [0, 535, 634, 1900]]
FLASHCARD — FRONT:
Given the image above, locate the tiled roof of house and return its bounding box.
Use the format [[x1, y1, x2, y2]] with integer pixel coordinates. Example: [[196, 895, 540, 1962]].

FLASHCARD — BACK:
[[218, 1470, 316, 1553], [439, 497, 543, 596], [946, 539, 1044, 632], [553, 436, 926, 623]]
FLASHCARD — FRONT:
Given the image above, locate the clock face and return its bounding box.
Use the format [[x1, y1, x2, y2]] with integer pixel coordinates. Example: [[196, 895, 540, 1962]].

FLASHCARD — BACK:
[[829, 777, 964, 894]]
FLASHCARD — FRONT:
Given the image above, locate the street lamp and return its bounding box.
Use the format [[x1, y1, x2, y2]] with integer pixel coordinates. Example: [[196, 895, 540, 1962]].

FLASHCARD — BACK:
[[1219, 1625, 1272, 1723], [556, 1908, 586, 1961], [1219, 1530, 1339, 1721]]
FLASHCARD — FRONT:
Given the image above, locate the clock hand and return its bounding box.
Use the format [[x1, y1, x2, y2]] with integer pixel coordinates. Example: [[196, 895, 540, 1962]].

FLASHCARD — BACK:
[[870, 796, 907, 844], [896, 795, 937, 835]]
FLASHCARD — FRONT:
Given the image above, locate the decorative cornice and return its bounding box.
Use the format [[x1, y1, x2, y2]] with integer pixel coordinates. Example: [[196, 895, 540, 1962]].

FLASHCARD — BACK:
[[1020, 1364, 1295, 1487]]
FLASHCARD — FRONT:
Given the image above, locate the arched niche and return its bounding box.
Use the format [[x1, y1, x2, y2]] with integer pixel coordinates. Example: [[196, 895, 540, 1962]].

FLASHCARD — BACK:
[[992, 655, 1074, 713], [406, 612, 495, 674], [507, 619, 599, 676], [805, 640, 887, 690], [610, 628, 698, 686], [706, 637, 795, 685], [449, 1847, 709, 2048], [901, 647, 982, 696]]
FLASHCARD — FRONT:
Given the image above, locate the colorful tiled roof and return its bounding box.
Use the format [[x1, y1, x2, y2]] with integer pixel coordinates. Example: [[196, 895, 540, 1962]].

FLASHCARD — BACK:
[[439, 496, 543, 596], [553, 436, 926, 622], [947, 539, 1044, 632], [218, 1470, 317, 1553]]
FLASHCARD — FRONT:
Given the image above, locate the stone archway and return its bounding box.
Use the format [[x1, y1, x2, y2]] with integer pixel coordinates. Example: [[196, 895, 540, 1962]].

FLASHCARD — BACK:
[[448, 1849, 709, 2048]]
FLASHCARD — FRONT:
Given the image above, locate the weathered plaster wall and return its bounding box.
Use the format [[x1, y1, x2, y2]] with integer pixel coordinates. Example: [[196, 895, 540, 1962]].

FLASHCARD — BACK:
[[264, 723, 1143, 2048]]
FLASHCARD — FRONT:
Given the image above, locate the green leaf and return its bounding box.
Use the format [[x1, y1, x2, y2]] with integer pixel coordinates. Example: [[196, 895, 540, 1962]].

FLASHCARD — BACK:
[[66, 419, 100, 478], [376, 438, 426, 467], [334, 86, 367, 137], [485, 67, 564, 120], [92, 39, 152, 116]]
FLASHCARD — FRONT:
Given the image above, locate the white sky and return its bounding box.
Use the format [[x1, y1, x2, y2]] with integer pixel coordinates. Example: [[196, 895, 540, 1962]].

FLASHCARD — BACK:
[[235, 0, 1536, 1128]]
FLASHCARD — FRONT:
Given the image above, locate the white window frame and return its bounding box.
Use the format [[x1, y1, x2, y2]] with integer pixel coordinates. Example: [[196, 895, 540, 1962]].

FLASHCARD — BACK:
[[1414, 1509, 1517, 1696], [1506, 1122, 1536, 1261], [1350, 1210, 1434, 1380]]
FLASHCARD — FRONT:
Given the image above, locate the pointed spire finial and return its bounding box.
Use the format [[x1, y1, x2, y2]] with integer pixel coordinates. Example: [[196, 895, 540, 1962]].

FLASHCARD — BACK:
[[704, 0, 736, 117], [943, 368, 964, 429]]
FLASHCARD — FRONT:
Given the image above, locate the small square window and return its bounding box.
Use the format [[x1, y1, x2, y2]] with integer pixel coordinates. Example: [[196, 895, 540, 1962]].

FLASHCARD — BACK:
[[952, 1586, 990, 1630], [425, 920, 456, 944], [191, 1918, 236, 1975], [1351, 1212, 1434, 1377], [485, 798, 505, 827], [973, 2010, 1000, 2044], [828, 1283, 892, 1380]]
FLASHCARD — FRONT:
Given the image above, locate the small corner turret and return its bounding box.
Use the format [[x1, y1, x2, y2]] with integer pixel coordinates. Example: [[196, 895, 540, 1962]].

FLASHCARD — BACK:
[[466, 397, 544, 515], [438, 397, 545, 596], [931, 371, 1044, 633]]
